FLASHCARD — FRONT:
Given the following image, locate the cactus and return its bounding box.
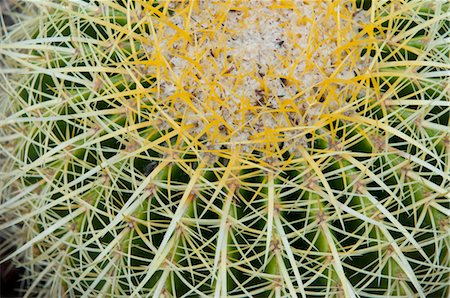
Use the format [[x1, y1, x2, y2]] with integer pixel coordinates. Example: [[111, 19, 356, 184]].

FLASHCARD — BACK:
[[0, 0, 449, 297]]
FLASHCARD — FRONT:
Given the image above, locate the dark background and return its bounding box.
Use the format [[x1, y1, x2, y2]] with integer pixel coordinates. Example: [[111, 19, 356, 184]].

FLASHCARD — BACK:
[[0, 237, 23, 298]]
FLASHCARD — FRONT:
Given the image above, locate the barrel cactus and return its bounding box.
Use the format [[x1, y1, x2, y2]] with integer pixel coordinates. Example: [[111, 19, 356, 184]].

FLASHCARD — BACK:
[[0, 0, 449, 297]]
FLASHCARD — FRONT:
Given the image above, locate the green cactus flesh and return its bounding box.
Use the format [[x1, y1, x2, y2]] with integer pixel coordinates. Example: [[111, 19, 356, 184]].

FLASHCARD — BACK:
[[0, 0, 449, 297]]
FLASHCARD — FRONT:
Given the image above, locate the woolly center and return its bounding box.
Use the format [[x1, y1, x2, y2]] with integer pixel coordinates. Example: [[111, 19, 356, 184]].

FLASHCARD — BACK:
[[145, 0, 370, 156]]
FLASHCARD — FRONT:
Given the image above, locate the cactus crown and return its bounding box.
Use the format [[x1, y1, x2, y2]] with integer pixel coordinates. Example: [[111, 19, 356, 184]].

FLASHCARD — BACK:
[[143, 1, 370, 157], [0, 0, 449, 297]]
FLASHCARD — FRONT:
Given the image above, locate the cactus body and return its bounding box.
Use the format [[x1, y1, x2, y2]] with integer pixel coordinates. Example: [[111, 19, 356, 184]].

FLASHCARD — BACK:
[[0, 1, 449, 297]]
